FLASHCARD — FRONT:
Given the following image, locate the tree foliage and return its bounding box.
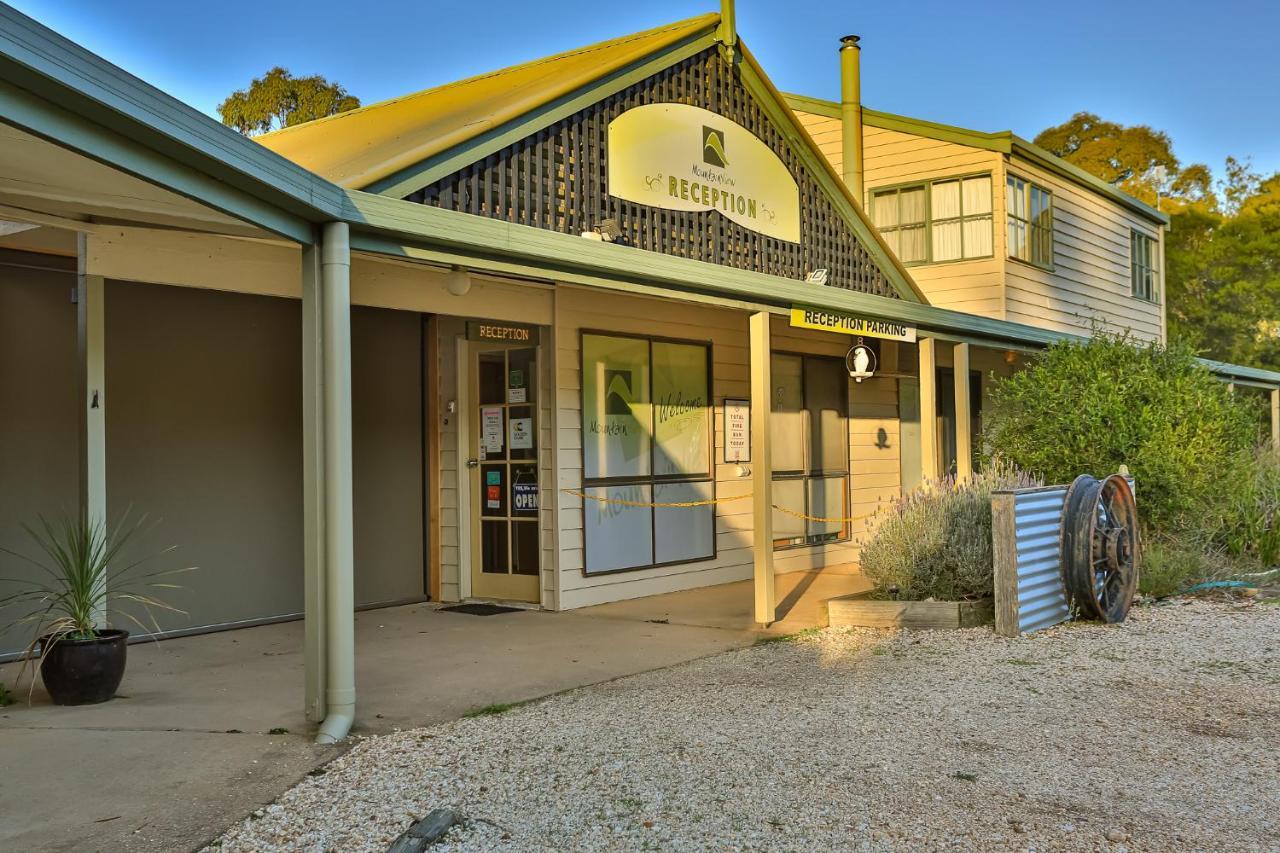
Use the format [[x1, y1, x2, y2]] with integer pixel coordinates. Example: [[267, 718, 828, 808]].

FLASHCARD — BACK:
[[217, 67, 359, 136], [983, 334, 1260, 531], [1166, 203, 1280, 368], [1033, 111, 1200, 208], [1035, 113, 1280, 370]]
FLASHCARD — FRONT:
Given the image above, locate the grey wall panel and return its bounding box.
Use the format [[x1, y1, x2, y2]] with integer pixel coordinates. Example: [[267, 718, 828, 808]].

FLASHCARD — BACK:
[[351, 307, 425, 606], [3, 275, 427, 649], [105, 280, 305, 632], [0, 254, 79, 655]]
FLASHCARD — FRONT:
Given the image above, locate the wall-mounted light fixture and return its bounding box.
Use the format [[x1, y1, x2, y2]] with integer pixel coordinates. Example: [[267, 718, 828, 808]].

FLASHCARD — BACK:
[[582, 218, 622, 243], [445, 265, 471, 296]]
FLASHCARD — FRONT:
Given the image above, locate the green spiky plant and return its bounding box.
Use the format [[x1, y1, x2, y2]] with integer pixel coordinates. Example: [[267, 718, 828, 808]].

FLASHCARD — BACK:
[[0, 514, 195, 690]]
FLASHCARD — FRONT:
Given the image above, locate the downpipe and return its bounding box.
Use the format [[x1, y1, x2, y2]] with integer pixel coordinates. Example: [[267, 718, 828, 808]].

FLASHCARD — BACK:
[[315, 221, 356, 745]]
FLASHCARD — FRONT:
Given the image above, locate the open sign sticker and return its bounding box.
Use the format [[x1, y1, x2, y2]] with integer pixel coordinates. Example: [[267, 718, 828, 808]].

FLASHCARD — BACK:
[[513, 483, 539, 514]]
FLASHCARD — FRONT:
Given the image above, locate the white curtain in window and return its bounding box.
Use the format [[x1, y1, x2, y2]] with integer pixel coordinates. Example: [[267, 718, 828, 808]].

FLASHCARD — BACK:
[[933, 221, 962, 261], [931, 180, 961, 220], [873, 192, 898, 228], [1008, 219, 1027, 260], [963, 176, 992, 214], [900, 225, 927, 263], [1007, 177, 1026, 219], [964, 215, 993, 257], [900, 187, 927, 225]]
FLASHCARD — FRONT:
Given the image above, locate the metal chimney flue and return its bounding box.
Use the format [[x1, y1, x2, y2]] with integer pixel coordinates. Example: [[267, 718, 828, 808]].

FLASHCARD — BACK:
[[840, 35, 864, 202]]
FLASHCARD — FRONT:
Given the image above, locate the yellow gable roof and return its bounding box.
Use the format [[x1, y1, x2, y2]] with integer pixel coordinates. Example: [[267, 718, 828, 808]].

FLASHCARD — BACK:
[[256, 14, 718, 190]]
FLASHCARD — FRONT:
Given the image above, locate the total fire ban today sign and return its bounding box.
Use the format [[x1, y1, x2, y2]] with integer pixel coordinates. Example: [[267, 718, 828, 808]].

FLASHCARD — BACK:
[[788, 306, 917, 342], [724, 398, 750, 463]]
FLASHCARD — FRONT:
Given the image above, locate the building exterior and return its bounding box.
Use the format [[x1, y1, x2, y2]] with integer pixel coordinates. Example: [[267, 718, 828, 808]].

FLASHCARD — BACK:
[[786, 95, 1169, 341], [1, 2, 1277, 739]]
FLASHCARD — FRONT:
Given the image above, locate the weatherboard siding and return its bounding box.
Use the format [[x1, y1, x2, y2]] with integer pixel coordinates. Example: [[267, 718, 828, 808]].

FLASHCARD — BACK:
[[792, 112, 1008, 320], [790, 109, 1166, 341], [862, 125, 1000, 188], [553, 287, 900, 610], [861, 125, 1007, 320], [1003, 154, 1165, 342]]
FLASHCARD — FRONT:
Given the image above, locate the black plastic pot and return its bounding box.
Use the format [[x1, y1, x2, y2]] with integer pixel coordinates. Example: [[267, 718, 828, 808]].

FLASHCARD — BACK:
[[39, 629, 129, 705]]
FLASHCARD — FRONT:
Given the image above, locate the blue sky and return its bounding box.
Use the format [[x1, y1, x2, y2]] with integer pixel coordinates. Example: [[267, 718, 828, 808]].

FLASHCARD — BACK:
[[12, 0, 1280, 180]]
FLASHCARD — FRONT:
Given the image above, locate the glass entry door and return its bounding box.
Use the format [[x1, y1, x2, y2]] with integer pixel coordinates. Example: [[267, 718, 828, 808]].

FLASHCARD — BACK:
[[468, 345, 540, 602]]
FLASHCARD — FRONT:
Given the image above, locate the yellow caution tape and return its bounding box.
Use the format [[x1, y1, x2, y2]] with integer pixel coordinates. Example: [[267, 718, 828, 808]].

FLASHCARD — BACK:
[[768, 504, 877, 525], [560, 488, 751, 508], [560, 488, 876, 524]]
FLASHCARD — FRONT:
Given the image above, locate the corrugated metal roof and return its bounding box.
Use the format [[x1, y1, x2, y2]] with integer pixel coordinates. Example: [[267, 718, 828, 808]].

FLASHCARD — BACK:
[[256, 14, 718, 190]]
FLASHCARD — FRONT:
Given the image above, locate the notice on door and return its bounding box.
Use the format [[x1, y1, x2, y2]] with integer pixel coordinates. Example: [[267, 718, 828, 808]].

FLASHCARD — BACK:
[[724, 398, 750, 463], [481, 407, 504, 453], [509, 417, 533, 450]]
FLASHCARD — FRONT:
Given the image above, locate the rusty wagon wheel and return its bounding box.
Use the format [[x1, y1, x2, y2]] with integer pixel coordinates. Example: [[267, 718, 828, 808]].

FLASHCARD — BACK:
[[1062, 474, 1140, 622]]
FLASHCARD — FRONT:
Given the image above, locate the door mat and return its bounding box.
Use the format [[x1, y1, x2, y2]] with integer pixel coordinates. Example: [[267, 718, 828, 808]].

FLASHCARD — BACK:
[[440, 603, 525, 616]]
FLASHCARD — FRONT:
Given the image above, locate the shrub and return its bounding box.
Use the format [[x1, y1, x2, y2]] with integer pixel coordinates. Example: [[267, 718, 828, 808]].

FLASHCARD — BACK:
[[1202, 445, 1280, 566], [859, 462, 1041, 601], [1138, 536, 1220, 598], [982, 333, 1259, 533]]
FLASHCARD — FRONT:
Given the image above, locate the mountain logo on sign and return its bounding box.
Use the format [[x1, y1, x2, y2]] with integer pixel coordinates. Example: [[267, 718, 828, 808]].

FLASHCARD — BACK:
[[702, 126, 728, 167]]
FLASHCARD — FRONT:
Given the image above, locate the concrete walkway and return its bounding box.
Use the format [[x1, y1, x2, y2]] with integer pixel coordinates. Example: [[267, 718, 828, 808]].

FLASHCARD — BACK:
[[0, 569, 865, 852]]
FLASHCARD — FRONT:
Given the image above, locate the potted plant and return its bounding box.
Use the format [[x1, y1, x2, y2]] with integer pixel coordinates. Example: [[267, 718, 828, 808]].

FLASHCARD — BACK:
[[0, 514, 193, 705]]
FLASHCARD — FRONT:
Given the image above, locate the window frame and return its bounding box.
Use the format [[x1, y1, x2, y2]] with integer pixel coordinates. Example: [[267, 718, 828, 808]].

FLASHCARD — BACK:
[[867, 172, 996, 267], [769, 350, 852, 550], [578, 329, 717, 575], [1006, 173, 1055, 270], [1130, 229, 1160, 303]]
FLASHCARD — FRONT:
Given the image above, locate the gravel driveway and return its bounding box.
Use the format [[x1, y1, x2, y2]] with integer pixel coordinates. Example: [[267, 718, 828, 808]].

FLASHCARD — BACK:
[[213, 599, 1279, 851]]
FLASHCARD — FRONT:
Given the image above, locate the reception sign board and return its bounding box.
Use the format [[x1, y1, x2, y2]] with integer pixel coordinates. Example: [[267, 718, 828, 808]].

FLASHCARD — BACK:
[[607, 104, 801, 243]]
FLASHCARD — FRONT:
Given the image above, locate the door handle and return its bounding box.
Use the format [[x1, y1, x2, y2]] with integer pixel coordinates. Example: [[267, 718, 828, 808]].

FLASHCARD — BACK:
[[466, 458, 480, 468]]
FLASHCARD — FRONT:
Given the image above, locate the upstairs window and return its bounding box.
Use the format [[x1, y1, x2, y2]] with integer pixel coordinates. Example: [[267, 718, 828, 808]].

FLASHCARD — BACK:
[[870, 175, 993, 265], [1131, 230, 1159, 302], [1007, 175, 1053, 268]]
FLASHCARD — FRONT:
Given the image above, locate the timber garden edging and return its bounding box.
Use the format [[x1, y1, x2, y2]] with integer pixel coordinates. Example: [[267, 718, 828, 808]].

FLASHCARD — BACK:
[[823, 592, 995, 630]]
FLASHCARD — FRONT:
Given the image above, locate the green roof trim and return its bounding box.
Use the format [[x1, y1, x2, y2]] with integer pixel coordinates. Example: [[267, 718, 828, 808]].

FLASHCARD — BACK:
[[781, 93, 1169, 225], [1009, 134, 1167, 224], [862, 106, 1012, 151], [781, 91, 841, 119]]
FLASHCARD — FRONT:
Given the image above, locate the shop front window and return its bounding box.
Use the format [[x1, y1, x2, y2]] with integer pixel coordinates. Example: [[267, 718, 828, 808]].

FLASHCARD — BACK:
[[770, 353, 850, 547], [580, 333, 714, 573]]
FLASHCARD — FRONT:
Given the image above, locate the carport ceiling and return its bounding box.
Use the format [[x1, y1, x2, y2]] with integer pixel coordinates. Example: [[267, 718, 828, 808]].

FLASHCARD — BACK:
[[0, 122, 272, 239]]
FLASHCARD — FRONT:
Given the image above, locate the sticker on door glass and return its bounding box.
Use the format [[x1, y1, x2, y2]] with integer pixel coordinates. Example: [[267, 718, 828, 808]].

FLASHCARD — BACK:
[[486, 471, 501, 485], [513, 482, 539, 514], [508, 369, 527, 404], [486, 483, 501, 510], [509, 417, 533, 450], [481, 406, 504, 453]]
